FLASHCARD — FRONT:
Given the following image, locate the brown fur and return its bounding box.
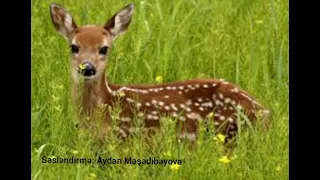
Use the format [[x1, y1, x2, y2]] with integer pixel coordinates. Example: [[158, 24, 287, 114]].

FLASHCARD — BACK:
[[50, 3, 270, 149]]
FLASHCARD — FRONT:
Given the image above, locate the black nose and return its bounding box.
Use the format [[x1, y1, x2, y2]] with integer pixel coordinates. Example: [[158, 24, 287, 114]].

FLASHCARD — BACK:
[[79, 62, 96, 76]]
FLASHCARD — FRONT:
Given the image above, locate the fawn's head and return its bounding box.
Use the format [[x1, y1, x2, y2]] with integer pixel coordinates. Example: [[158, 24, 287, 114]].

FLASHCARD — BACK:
[[50, 3, 134, 83]]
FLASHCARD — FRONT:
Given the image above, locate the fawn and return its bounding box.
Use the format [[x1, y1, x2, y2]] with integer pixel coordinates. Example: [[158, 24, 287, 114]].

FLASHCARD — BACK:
[[49, 3, 270, 148]]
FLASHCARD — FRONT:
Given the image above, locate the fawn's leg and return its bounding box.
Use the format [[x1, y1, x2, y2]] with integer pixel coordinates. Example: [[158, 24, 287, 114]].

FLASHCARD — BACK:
[[224, 123, 238, 155], [117, 105, 134, 141], [143, 118, 161, 148], [176, 117, 199, 151]]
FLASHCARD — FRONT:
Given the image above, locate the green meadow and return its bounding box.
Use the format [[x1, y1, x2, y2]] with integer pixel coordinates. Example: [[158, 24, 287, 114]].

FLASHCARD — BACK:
[[31, 0, 288, 179]]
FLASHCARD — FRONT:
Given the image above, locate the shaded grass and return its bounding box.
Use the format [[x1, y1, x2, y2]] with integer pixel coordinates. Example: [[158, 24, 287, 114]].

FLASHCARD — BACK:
[[32, 0, 288, 179]]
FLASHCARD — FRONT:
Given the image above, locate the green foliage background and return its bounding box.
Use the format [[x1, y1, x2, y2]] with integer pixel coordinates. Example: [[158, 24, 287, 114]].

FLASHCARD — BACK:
[[32, 0, 288, 179]]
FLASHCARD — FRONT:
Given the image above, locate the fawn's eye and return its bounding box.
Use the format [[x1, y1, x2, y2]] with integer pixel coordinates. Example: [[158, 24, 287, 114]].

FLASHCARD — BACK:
[[99, 46, 108, 55], [70, 45, 79, 54]]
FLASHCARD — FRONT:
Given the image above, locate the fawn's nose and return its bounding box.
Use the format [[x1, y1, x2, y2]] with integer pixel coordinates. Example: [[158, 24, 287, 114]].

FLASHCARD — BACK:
[[79, 62, 96, 76]]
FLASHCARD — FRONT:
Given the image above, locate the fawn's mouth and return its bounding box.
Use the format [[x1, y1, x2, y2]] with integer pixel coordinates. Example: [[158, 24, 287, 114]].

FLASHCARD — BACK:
[[73, 69, 98, 82], [80, 74, 98, 82], [82, 76, 96, 81]]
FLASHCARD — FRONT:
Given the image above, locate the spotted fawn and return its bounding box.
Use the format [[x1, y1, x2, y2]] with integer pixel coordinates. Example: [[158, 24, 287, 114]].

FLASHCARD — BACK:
[[49, 3, 270, 148]]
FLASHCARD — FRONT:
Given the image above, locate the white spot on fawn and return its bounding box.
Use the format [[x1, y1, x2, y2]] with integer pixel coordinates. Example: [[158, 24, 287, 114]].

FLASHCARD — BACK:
[[195, 84, 200, 88], [136, 102, 142, 108], [231, 88, 239, 93], [201, 102, 213, 107], [224, 98, 231, 103], [218, 93, 224, 99], [180, 104, 186, 109], [197, 98, 203, 102], [194, 103, 200, 106], [126, 98, 134, 103], [151, 100, 157, 105], [212, 83, 217, 87], [158, 101, 164, 106], [152, 111, 158, 115], [119, 129, 127, 138], [164, 106, 171, 111], [171, 87, 177, 90], [145, 102, 151, 107], [219, 116, 226, 120], [178, 91, 183, 94], [187, 113, 200, 119], [199, 107, 205, 111], [170, 104, 178, 111], [120, 117, 131, 122], [186, 100, 192, 106], [166, 86, 172, 90], [117, 86, 127, 92], [178, 86, 184, 90], [164, 95, 170, 98], [172, 112, 178, 117], [215, 100, 223, 106], [179, 116, 186, 121], [147, 115, 157, 120], [228, 118, 234, 123], [202, 84, 209, 88]]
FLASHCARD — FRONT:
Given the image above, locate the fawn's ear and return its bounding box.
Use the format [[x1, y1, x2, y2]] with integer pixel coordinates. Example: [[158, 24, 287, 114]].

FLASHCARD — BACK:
[[50, 3, 77, 40], [104, 3, 134, 39]]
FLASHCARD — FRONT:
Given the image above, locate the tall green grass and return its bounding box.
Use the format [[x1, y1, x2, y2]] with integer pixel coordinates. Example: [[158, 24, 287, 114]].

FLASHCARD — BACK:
[[31, 0, 288, 179]]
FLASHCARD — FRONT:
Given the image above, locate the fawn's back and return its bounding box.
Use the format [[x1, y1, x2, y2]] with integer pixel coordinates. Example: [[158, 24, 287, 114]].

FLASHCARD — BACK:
[[109, 78, 270, 143]]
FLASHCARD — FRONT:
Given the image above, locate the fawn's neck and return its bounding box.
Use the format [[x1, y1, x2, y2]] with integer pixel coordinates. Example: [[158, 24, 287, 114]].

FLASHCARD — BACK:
[[73, 75, 113, 116]]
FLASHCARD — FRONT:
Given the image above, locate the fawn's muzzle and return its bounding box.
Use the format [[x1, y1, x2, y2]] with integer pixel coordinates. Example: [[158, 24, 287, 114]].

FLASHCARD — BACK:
[[79, 62, 96, 77]]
